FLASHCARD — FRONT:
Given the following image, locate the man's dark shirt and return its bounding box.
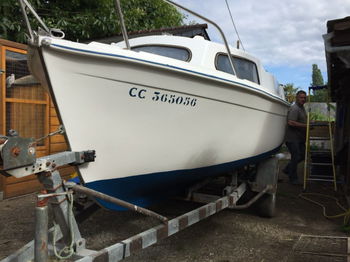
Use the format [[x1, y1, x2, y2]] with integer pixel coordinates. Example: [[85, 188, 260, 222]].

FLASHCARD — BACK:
[[285, 103, 307, 142]]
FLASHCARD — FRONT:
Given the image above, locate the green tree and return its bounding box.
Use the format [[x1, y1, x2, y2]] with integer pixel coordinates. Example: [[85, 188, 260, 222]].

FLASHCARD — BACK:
[[310, 64, 327, 102], [311, 64, 324, 86], [0, 0, 184, 43], [283, 83, 299, 103]]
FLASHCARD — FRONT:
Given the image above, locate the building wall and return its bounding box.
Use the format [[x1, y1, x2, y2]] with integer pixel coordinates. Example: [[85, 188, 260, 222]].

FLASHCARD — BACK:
[[325, 17, 350, 193], [334, 98, 350, 192]]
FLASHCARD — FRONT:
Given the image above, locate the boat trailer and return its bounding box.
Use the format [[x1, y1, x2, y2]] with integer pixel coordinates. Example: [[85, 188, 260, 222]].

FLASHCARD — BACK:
[[0, 134, 280, 262]]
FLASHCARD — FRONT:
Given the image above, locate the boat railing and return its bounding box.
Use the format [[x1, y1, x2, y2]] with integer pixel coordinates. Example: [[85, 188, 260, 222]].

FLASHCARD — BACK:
[[18, 0, 237, 75], [18, 0, 51, 43], [162, 0, 237, 75], [18, 0, 130, 48], [114, 0, 131, 49]]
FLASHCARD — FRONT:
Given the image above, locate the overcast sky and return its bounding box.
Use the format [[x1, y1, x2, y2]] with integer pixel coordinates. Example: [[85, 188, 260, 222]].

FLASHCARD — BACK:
[[174, 0, 350, 90]]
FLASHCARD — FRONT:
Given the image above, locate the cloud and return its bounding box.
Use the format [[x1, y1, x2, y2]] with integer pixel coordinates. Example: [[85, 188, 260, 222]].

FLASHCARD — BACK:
[[174, 0, 350, 73]]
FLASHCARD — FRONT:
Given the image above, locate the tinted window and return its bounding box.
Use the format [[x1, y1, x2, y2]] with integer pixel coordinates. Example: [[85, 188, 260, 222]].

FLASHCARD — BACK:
[[216, 54, 259, 84], [132, 45, 190, 61]]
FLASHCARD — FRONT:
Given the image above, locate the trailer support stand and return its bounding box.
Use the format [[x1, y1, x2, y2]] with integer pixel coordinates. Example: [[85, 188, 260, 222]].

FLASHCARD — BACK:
[[37, 170, 86, 253], [34, 203, 48, 262]]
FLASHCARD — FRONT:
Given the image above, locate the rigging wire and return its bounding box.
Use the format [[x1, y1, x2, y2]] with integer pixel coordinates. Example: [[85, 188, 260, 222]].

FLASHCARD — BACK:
[[224, 0, 245, 51]]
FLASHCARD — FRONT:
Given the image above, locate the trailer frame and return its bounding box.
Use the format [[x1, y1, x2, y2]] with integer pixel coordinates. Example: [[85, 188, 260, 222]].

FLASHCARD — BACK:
[[1, 137, 280, 262]]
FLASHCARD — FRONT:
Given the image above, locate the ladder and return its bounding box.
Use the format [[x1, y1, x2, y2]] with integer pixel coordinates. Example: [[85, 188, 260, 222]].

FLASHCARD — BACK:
[[303, 85, 337, 191]]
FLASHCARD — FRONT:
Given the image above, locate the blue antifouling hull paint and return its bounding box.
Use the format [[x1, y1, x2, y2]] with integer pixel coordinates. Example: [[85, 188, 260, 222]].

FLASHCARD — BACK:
[[84, 146, 280, 211]]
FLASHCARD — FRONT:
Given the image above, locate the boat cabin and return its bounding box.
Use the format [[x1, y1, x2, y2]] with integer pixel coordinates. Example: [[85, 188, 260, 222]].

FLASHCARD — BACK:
[[112, 35, 285, 99]]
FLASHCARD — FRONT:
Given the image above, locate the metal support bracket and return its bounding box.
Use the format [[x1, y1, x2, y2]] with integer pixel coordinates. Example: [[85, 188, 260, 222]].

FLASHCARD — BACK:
[[4, 150, 95, 178], [37, 171, 85, 250], [0, 148, 96, 261], [0, 137, 36, 171], [2, 168, 96, 262]]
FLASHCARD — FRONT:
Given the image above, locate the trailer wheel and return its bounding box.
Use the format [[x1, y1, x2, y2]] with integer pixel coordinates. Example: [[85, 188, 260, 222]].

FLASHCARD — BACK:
[[255, 193, 276, 218]]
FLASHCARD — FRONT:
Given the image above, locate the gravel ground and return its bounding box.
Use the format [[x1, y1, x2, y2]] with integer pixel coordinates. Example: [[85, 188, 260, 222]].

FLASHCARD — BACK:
[[0, 161, 348, 262]]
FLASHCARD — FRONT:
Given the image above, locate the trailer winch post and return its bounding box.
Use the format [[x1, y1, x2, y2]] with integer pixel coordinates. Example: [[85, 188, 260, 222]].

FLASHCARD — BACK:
[[34, 195, 48, 262], [37, 171, 85, 250]]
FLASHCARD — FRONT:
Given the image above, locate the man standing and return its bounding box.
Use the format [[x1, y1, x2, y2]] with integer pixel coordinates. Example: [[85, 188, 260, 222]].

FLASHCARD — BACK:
[[284, 90, 307, 184]]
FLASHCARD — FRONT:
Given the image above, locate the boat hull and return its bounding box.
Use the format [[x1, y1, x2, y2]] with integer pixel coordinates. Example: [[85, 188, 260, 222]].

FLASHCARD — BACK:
[[29, 40, 288, 210], [87, 146, 280, 210]]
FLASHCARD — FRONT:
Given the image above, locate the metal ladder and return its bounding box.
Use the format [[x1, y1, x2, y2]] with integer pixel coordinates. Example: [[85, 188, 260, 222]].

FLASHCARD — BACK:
[[303, 85, 337, 191]]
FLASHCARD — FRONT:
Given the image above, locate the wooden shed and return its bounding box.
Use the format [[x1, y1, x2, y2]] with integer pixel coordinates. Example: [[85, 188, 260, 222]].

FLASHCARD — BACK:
[[0, 39, 74, 200]]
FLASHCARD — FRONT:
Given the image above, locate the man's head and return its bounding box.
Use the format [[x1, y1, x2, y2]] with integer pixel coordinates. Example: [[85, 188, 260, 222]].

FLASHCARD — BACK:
[[296, 90, 306, 106]]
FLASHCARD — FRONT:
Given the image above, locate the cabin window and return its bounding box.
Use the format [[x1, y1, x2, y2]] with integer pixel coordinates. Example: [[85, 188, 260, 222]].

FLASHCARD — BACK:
[[216, 54, 260, 84], [132, 45, 190, 61]]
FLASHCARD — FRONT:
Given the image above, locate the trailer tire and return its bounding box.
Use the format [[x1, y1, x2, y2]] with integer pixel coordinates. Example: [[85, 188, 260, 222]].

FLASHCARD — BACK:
[[255, 193, 276, 218]]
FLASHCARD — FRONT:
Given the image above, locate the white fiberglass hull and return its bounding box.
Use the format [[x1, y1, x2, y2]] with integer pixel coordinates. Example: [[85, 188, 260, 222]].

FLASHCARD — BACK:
[[29, 37, 288, 208]]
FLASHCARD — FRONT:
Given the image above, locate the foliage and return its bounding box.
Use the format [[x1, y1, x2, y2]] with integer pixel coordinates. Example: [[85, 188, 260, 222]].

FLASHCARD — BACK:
[[310, 64, 328, 102], [311, 64, 324, 86], [311, 88, 328, 102], [309, 110, 335, 121], [283, 83, 299, 103], [0, 0, 26, 42], [0, 0, 184, 43], [310, 143, 320, 151]]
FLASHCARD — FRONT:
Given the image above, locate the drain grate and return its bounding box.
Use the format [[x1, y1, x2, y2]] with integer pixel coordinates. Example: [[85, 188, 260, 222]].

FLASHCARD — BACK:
[[291, 235, 349, 262]]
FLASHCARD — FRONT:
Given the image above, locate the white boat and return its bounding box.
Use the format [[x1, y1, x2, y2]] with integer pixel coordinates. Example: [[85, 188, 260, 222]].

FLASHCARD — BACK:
[[23, 1, 289, 210]]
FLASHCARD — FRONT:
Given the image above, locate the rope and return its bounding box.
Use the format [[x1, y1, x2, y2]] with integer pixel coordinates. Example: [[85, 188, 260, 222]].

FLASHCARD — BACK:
[[224, 0, 245, 51], [53, 191, 75, 260], [299, 193, 350, 226]]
